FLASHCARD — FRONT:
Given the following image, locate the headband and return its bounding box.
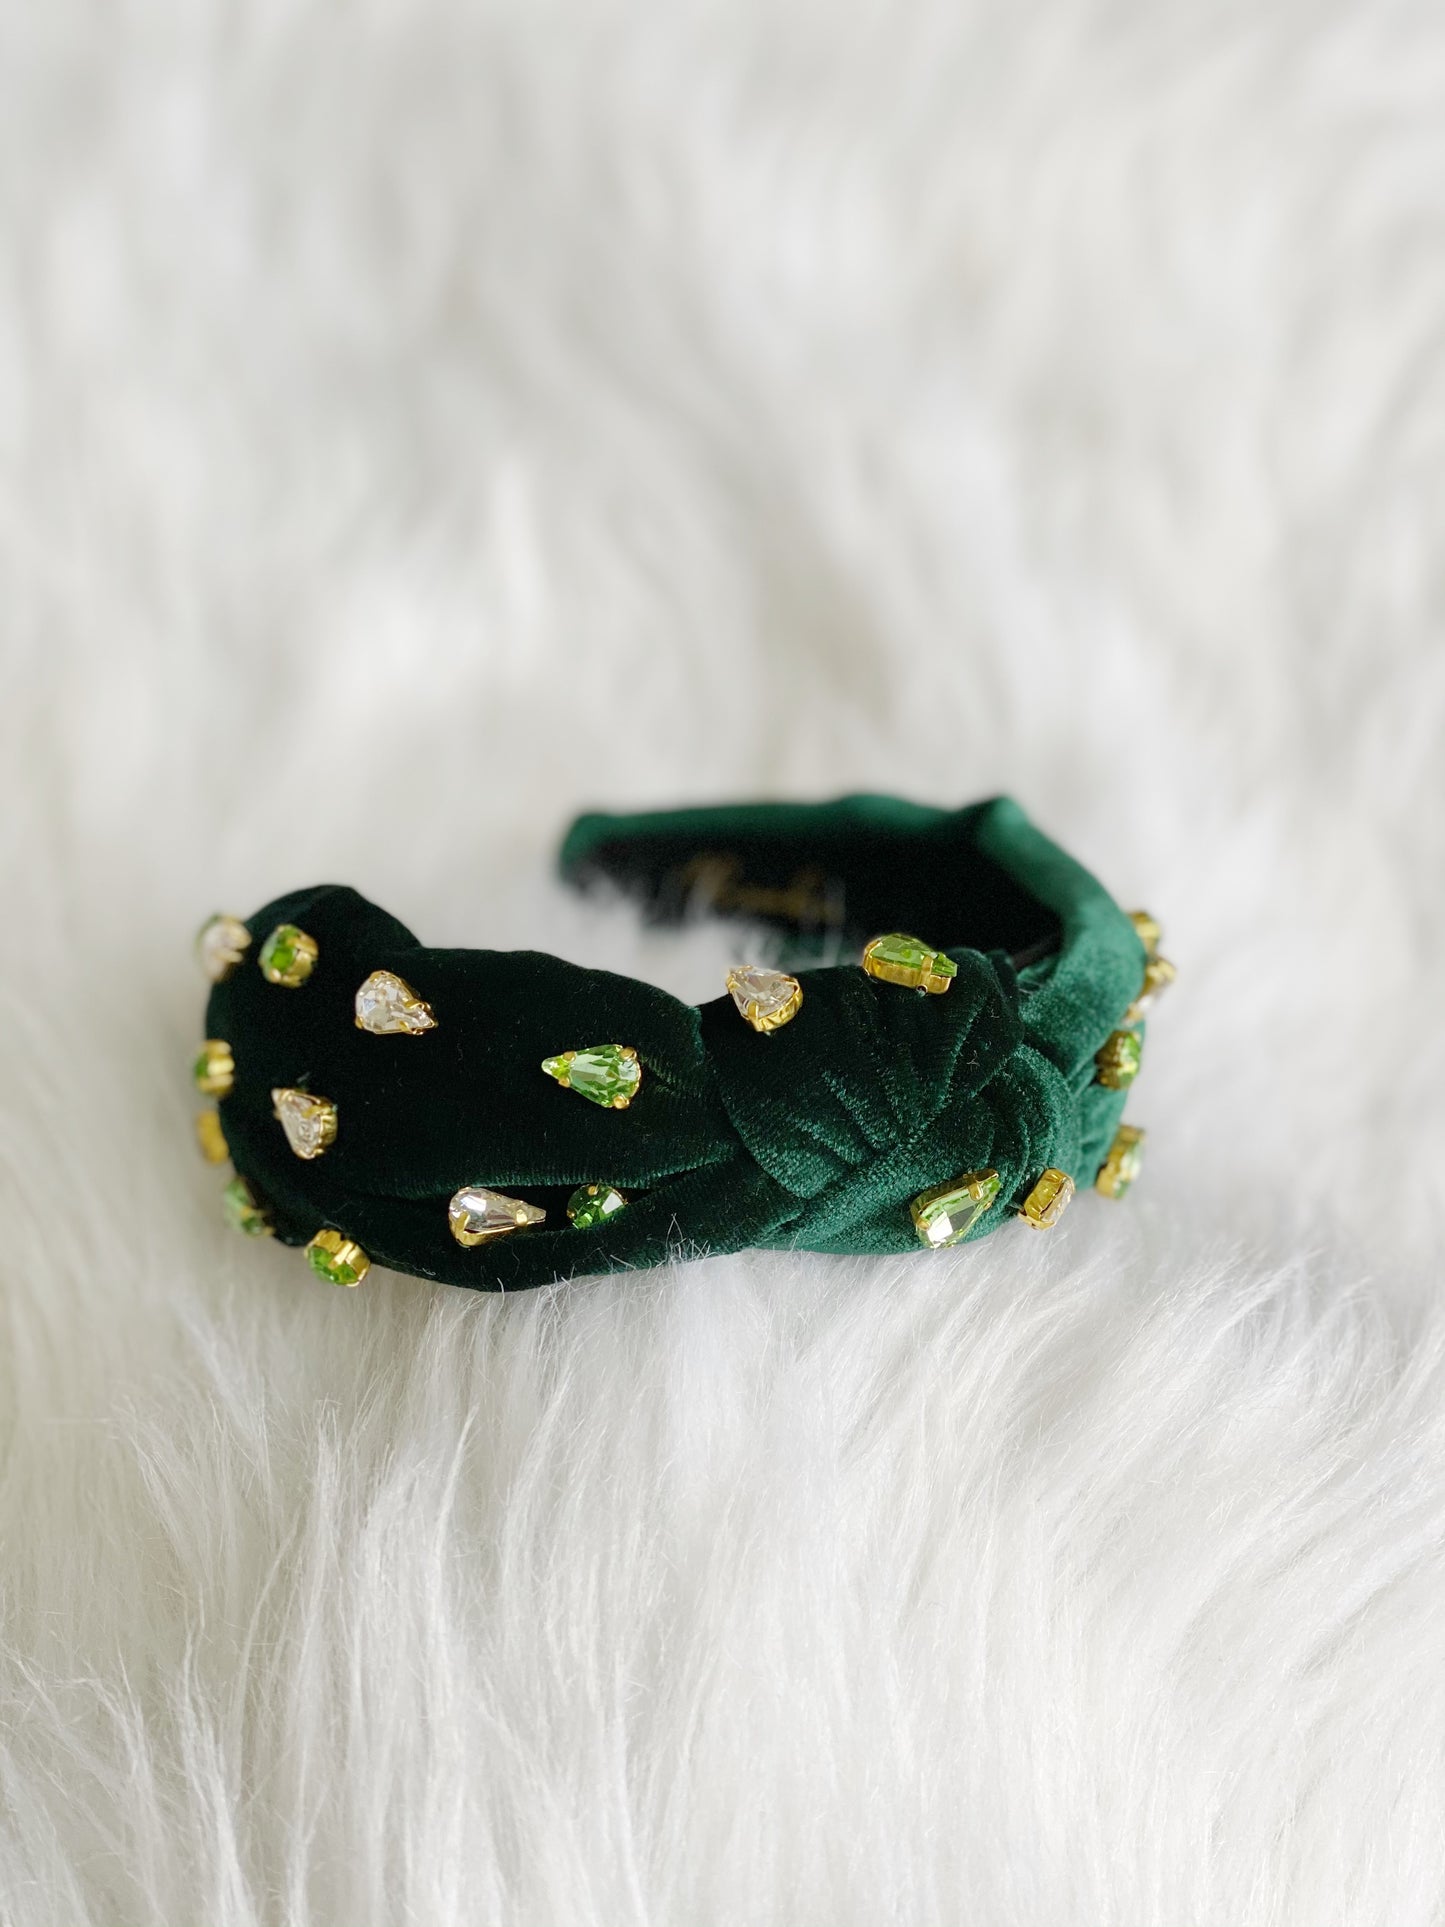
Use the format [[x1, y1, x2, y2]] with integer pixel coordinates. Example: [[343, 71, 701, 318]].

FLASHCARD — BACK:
[[191, 794, 1171, 1291]]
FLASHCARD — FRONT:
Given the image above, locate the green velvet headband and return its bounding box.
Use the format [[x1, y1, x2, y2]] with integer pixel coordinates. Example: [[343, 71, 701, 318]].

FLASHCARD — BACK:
[[192, 794, 1172, 1290]]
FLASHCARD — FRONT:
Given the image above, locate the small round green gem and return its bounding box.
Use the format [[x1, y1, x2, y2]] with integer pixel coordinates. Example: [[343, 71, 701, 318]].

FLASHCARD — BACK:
[[1094, 1029, 1143, 1090], [221, 1175, 271, 1238], [193, 1039, 235, 1096], [305, 1228, 370, 1286], [308, 1244, 359, 1284], [566, 1183, 628, 1229], [259, 923, 318, 987]]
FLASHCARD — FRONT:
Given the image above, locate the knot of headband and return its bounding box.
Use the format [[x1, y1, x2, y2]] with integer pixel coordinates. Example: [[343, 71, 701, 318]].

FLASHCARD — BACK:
[[190, 794, 1172, 1290]]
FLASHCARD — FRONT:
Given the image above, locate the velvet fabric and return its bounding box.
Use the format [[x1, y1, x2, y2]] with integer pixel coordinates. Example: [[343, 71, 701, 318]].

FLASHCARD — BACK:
[[203, 795, 1146, 1290]]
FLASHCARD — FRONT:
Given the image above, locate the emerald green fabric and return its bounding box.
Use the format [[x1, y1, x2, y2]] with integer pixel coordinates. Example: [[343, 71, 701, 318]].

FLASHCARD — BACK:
[[203, 795, 1146, 1290]]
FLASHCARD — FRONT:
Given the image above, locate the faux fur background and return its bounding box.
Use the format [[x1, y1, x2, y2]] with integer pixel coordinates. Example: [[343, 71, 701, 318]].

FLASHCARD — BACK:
[[2, 1, 1443, 1920]]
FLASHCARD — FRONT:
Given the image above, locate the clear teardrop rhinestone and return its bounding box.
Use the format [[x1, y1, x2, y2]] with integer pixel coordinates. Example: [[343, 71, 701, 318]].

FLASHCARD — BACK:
[[354, 969, 437, 1035], [448, 1186, 547, 1247], [271, 1087, 338, 1160], [725, 964, 803, 1032]]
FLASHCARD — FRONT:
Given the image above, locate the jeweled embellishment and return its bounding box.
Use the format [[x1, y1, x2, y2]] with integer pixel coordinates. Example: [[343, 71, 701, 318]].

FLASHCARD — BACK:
[[1125, 954, 1177, 1023], [909, 1168, 1001, 1247], [449, 1187, 547, 1247], [1020, 1168, 1075, 1229], [197, 914, 251, 983], [259, 923, 318, 987], [222, 1175, 272, 1237], [1129, 909, 1162, 956], [540, 1044, 642, 1109], [195, 1110, 229, 1164], [861, 933, 957, 994], [725, 965, 803, 1033], [193, 1039, 235, 1097], [271, 1087, 338, 1159], [566, 1183, 628, 1229], [1094, 1029, 1142, 1090], [355, 969, 437, 1036], [1096, 1124, 1146, 1200], [306, 1228, 369, 1286]]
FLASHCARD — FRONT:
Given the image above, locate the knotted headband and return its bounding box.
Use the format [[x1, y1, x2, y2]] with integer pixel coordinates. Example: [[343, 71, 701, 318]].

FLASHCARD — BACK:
[[191, 794, 1172, 1290]]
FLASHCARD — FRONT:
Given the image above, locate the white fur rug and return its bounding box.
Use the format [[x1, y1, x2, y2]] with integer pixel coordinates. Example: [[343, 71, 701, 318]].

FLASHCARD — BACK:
[[2, 2, 1443, 1920]]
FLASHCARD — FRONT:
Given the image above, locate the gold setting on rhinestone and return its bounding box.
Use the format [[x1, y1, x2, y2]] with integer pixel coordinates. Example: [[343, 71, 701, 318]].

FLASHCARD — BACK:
[[259, 923, 319, 987], [909, 1168, 1002, 1247], [354, 969, 437, 1036], [195, 1110, 229, 1164], [725, 965, 804, 1033], [193, 1039, 235, 1097], [1096, 1124, 1146, 1200], [1094, 1029, 1142, 1090], [566, 1183, 628, 1229], [306, 1228, 370, 1286], [197, 914, 252, 983], [448, 1186, 548, 1247], [861, 932, 958, 994], [1020, 1168, 1075, 1229], [1126, 953, 1177, 1024], [271, 1087, 338, 1160], [1128, 908, 1162, 956], [540, 1045, 642, 1109]]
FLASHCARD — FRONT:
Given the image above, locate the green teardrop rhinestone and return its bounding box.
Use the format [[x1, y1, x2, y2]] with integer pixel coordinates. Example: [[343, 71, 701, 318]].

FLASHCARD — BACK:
[[566, 1183, 628, 1229], [909, 1168, 1001, 1247], [221, 1175, 272, 1238], [540, 1044, 643, 1109], [861, 932, 958, 993]]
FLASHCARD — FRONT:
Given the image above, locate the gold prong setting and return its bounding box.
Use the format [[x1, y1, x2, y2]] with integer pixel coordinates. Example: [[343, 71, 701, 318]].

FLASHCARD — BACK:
[[449, 1186, 547, 1246], [355, 969, 437, 1036], [193, 1039, 235, 1098], [259, 924, 319, 987], [197, 914, 251, 983], [540, 1044, 642, 1109], [861, 932, 958, 994], [195, 1110, 229, 1164], [1124, 907, 1176, 1022], [306, 1228, 369, 1286], [1094, 1029, 1143, 1090], [909, 1169, 1001, 1247], [1126, 954, 1177, 1023], [725, 964, 803, 1033], [1020, 1168, 1075, 1229], [566, 1183, 628, 1228], [271, 1086, 338, 1160], [1128, 909, 1162, 956], [1096, 1125, 1146, 1200]]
